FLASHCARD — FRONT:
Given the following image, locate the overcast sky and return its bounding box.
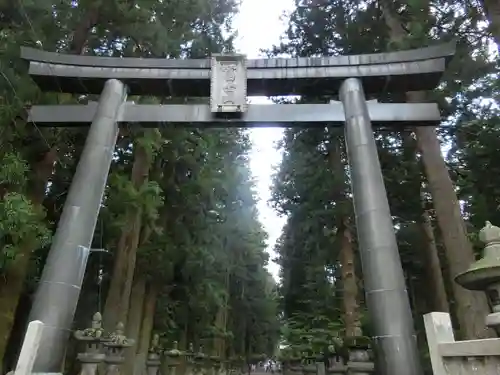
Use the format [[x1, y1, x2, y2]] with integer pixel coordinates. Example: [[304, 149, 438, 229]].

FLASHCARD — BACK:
[[232, 0, 295, 279]]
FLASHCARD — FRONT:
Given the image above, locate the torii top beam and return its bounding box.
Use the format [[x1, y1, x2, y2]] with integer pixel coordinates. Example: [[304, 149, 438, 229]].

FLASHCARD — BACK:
[[20, 43, 455, 97], [27, 102, 441, 128]]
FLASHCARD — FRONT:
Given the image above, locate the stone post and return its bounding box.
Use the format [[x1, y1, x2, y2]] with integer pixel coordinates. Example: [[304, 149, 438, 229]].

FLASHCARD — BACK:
[[207, 355, 220, 375], [288, 354, 301, 375], [300, 354, 314, 375], [146, 334, 161, 375], [345, 341, 373, 375], [455, 221, 500, 334], [299, 354, 306, 375], [74, 312, 108, 375], [342, 329, 374, 375], [227, 357, 238, 375], [324, 338, 346, 374], [315, 361, 326, 375], [185, 343, 195, 375], [12, 320, 44, 375], [235, 356, 245, 375], [103, 322, 135, 375], [163, 341, 183, 375], [317, 345, 345, 375], [216, 358, 226, 375], [280, 359, 288, 375], [193, 346, 206, 375], [325, 355, 345, 375], [339, 77, 422, 375]]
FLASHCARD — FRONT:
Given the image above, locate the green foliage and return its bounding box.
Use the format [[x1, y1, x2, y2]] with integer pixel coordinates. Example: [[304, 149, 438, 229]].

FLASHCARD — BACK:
[[270, 127, 347, 350], [0, 153, 30, 189], [135, 129, 163, 164], [0, 0, 279, 367], [0, 150, 51, 274], [281, 314, 343, 353], [8, 0, 499, 367], [0, 193, 51, 271], [140, 128, 280, 357], [270, 0, 500, 361]]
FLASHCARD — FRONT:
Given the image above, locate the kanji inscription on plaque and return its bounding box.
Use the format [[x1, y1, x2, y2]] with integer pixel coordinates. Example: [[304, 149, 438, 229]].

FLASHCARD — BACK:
[[210, 54, 247, 113]]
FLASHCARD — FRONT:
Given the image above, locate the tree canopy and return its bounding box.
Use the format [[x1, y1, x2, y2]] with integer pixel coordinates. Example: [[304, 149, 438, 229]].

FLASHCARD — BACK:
[[269, 0, 500, 369], [1, 0, 500, 373], [0, 1, 279, 372]]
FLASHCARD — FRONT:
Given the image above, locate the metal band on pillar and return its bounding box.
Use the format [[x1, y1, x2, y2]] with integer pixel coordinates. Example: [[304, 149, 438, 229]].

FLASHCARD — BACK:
[[339, 78, 423, 375], [28, 79, 127, 373]]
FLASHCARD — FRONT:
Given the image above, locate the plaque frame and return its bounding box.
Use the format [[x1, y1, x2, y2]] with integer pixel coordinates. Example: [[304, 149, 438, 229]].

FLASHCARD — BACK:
[[210, 54, 247, 114]]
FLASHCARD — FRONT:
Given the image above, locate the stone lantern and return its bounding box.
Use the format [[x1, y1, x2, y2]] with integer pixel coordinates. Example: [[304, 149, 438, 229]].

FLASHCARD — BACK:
[[455, 221, 500, 333], [185, 343, 196, 375], [74, 312, 108, 375], [146, 334, 162, 375], [343, 327, 374, 375], [207, 354, 221, 375], [193, 345, 207, 375], [103, 322, 135, 375], [286, 350, 302, 375], [300, 352, 316, 375], [163, 341, 183, 375]]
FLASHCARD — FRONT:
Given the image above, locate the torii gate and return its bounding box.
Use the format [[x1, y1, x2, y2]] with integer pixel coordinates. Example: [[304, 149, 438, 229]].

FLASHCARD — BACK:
[[21, 42, 455, 375]]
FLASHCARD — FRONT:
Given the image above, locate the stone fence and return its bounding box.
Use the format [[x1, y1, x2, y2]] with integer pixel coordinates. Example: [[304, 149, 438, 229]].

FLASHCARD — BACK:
[[8, 312, 247, 375], [14, 221, 500, 375], [280, 339, 374, 375], [424, 312, 500, 374], [423, 221, 500, 374], [282, 357, 373, 375], [67, 315, 245, 375]]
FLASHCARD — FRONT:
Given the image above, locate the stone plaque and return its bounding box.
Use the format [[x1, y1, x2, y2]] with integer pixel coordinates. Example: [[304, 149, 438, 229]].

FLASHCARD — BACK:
[[210, 54, 247, 113]]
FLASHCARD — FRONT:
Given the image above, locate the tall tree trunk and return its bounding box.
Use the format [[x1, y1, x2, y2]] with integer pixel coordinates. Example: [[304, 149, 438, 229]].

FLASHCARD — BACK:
[[135, 283, 159, 375], [400, 131, 449, 314], [125, 274, 146, 375], [418, 209, 450, 313], [213, 305, 226, 357], [328, 133, 361, 338], [103, 211, 143, 330], [213, 271, 229, 358], [0, 147, 57, 370], [177, 324, 188, 375], [412, 120, 491, 338], [69, 6, 100, 54], [338, 217, 361, 338], [478, 0, 500, 49], [103, 140, 151, 330], [222, 304, 228, 359], [379, 0, 491, 340]]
